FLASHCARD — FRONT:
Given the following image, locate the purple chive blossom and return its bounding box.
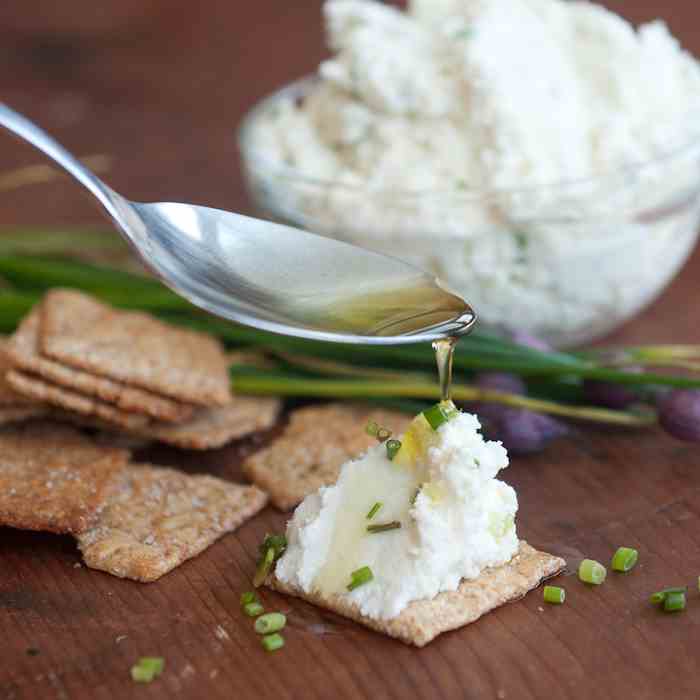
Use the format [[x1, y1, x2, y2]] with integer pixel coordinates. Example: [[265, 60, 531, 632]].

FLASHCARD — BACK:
[[510, 330, 552, 352], [471, 372, 526, 423], [657, 389, 700, 442], [583, 367, 643, 409], [488, 408, 569, 455]]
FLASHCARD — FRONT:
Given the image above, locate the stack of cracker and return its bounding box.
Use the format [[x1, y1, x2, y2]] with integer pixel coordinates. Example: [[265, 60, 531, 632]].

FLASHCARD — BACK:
[[3, 289, 280, 449], [0, 422, 268, 581], [0, 340, 48, 425]]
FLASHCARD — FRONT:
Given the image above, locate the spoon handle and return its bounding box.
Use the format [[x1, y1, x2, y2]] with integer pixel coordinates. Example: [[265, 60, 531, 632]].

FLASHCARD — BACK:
[[0, 103, 123, 221]]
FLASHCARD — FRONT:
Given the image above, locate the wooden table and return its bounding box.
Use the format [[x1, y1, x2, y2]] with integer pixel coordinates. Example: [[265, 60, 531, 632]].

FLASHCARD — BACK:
[[2, 1, 700, 698]]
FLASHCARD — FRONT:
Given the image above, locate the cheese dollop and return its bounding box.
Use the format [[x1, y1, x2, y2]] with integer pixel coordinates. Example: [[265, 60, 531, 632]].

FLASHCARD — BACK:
[[276, 409, 518, 620]]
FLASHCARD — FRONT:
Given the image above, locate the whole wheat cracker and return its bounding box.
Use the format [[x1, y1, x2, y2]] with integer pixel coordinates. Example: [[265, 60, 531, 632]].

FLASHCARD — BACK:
[[6, 306, 194, 423], [77, 463, 268, 582], [269, 542, 566, 647], [6, 369, 151, 430], [0, 421, 130, 534], [0, 338, 39, 407], [53, 396, 282, 451], [133, 397, 282, 450], [40, 289, 231, 407], [243, 404, 412, 510]]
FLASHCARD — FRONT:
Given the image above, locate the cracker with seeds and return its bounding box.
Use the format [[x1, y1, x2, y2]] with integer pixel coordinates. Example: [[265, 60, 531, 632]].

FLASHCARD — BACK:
[[6, 369, 151, 430], [40, 289, 231, 406], [6, 307, 194, 423], [269, 542, 565, 647], [243, 404, 412, 510], [77, 463, 268, 582], [0, 421, 129, 534]]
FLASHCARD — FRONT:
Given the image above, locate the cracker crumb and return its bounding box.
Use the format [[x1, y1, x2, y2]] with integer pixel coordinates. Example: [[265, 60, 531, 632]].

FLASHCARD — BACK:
[[214, 625, 230, 641], [181, 663, 195, 679]]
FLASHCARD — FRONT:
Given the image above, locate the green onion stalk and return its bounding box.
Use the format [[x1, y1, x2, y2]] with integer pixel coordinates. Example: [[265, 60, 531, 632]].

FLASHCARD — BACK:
[[3, 247, 700, 451]]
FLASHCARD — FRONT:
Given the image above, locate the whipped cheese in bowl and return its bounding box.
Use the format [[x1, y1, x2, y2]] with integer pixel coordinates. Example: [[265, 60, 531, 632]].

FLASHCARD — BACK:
[[240, 0, 700, 346], [275, 406, 518, 620]]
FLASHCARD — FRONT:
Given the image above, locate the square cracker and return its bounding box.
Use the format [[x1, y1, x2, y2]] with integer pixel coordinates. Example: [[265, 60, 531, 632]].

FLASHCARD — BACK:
[[6, 306, 194, 423], [0, 342, 47, 423], [269, 542, 566, 647], [134, 396, 282, 450], [54, 396, 282, 451], [40, 289, 231, 407], [243, 404, 412, 510], [0, 421, 130, 534], [77, 463, 268, 582], [0, 338, 40, 408], [6, 369, 151, 430]]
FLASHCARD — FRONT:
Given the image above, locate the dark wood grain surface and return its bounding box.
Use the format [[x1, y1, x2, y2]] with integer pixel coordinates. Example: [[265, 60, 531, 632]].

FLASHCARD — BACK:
[[2, 1, 700, 698]]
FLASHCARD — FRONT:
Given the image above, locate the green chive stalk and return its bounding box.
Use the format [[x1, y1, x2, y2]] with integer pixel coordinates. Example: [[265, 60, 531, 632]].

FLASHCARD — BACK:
[[230, 370, 655, 427], [2, 252, 700, 432]]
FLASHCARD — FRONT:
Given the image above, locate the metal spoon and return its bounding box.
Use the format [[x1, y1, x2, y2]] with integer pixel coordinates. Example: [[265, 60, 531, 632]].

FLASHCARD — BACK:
[[0, 104, 476, 345]]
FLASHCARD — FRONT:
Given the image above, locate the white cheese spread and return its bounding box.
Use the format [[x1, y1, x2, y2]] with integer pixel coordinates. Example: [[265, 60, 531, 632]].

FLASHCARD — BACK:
[[276, 408, 518, 620]]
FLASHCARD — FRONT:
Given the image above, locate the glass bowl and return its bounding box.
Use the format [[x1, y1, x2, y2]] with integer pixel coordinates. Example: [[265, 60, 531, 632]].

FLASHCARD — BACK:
[[238, 78, 700, 347]]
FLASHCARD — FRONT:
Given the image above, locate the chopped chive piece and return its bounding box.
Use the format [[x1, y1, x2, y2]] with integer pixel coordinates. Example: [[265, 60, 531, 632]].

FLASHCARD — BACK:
[[131, 666, 156, 683], [410, 488, 420, 506], [376, 427, 392, 442], [253, 547, 275, 588], [240, 591, 257, 606], [254, 612, 287, 635], [131, 657, 165, 683], [260, 534, 288, 557], [138, 658, 165, 675], [347, 566, 374, 591], [611, 547, 638, 572], [244, 601, 265, 617], [386, 439, 402, 461], [663, 591, 686, 613], [543, 586, 565, 605], [578, 559, 607, 585], [253, 533, 287, 587], [366, 420, 391, 442], [261, 633, 285, 652], [649, 587, 686, 605], [367, 521, 401, 534], [366, 502, 382, 520], [422, 403, 451, 430]]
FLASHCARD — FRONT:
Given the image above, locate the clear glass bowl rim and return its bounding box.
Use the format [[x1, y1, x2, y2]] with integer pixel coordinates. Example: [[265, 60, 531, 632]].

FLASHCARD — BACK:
[[238, 75, 700, 201]]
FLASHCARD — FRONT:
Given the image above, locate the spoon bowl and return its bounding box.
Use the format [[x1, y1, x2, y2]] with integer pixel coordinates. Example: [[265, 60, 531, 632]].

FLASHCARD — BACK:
[[0, 104, 476, 344]]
